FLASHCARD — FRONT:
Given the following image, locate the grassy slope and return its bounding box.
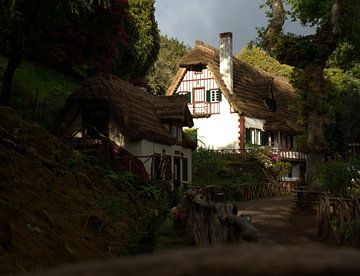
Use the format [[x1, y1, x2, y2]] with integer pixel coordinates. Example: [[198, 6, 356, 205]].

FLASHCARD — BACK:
[[0, 59, 176, 274], [0, 56, 78, 131], [0, 106, 129, 273]]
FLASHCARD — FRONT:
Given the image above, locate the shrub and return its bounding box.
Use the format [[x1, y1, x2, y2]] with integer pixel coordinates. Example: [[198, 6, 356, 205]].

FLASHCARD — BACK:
[[272, 161, 292, 181], [317, 159, 360, 197], [192, 148, 237, 180]]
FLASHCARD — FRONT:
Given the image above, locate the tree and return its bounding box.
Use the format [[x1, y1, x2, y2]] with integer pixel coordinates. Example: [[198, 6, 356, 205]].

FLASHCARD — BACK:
[[41, 0, 129, 76], [146, 35, 189, 95], [237, 45, 293, 78], [115, 0, 160, 80], [260, 0, 360, 186], [324, 68, 360, 152], [0, 0, 127, 106]]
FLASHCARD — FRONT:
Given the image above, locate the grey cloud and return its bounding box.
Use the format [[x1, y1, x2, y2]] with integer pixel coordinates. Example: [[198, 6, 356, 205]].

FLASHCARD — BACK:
[[155, 0, 314, 53]]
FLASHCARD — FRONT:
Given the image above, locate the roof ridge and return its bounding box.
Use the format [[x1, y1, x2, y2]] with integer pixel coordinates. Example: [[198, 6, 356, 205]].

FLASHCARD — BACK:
[[195, 40, 218, 55]]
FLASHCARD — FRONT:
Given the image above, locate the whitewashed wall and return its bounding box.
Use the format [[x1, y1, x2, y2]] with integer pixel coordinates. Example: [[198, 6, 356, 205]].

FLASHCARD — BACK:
[[110, 118, 192, 183], [282, 163, 301, 181], [134, 140, 192, 184], [194, 99, 239, 150], [244, 117, 265, 130], [176, 68, 239, 150]]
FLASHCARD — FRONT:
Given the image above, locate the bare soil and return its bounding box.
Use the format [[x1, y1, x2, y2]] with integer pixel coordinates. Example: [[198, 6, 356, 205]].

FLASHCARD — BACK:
[[236, 197, 339, 248]]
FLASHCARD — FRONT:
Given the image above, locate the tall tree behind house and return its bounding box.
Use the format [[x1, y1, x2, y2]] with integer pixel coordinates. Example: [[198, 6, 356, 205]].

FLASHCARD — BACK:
[[146, 35, 190, 95], [260, 0, 360, 186]]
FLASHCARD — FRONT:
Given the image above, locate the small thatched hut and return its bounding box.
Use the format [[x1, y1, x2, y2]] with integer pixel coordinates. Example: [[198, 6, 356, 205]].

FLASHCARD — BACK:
[[60, 76, 195, 183]]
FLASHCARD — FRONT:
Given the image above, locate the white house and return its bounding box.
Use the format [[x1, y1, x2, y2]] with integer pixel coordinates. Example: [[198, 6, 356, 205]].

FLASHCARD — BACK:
[[60, 76, 195, 184], [166, 32, 305, 182]]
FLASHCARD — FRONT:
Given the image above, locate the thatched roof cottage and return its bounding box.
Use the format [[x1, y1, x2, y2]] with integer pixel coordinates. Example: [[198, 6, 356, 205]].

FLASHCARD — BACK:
[[166, 32, 305, 182], [60, 76, 195, 183]]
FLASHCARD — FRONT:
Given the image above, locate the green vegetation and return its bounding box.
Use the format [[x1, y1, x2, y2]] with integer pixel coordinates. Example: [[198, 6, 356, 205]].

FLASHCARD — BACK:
[[237, 46, 293, 78], [117, 0, 160, 80], [183, 128, 198, 143], [324, 68, 360, 152], [0, 55, 78, 131], [317, 158, 360, 197], [0, 106, 174, 273], [191, 148, 281, 201], [146, 35, 189, 95], [0, 0, 160, 105], [155, 217, 190, 252], [260, 0, 360, 187]]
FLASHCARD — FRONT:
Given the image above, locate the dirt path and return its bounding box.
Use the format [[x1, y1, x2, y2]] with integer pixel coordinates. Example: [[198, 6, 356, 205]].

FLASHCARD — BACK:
[[236, 197, 337, 248]]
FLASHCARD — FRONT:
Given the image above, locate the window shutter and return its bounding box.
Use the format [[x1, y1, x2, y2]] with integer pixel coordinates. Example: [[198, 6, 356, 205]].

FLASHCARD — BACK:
[[206, 90, 211, 102], [217, 90, 222, 101], [187, 92, 192, 103], [246, 128, 251, 144]]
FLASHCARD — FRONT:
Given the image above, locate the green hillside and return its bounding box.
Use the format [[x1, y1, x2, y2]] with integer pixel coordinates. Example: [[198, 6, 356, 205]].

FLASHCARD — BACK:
[[0, 56, 79, 131]]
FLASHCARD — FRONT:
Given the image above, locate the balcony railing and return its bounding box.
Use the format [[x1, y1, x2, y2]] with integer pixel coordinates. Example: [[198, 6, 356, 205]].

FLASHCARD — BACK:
[[210, 147, 306, 161], [269, 147, 306, 161], [188, 102, 220, 116]]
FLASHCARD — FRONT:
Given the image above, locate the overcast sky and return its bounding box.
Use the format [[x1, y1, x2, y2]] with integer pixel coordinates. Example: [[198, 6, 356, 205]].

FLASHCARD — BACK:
[[155, 0, 313, 53]]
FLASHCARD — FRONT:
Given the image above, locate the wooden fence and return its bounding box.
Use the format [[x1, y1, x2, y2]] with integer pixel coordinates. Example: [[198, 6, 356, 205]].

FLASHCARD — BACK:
[[224, 181, 299, 202], [317, 196, 360, 246], [186, 189, 259, 246], [191, 181, 299, 204], [236, 183, 274, 201]]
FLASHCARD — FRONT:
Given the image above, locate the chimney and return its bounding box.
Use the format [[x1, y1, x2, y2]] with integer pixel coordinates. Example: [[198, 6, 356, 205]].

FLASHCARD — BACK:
[[219, 32, 233, 95]]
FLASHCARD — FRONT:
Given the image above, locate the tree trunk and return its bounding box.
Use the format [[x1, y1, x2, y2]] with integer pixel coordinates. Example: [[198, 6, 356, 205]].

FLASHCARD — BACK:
[[0, 41, 23, 106], [304, 65, 327, 187]]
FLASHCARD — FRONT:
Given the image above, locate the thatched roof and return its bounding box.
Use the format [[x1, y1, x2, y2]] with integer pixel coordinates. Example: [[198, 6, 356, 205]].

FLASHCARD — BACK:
[[61, 76, 194, 147], [166, 41, 301, 134], [153, 94, 193, 126]]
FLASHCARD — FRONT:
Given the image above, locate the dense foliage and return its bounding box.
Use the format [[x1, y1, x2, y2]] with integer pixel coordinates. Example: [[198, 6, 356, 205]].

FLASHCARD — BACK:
[[0, 0, 128, 105], [0, 0, 160, 105], [115, 0, 160, 80], [324, 68, 360, 152], [260, 0, 360, 186], [191, 148, 292, 201], [146, 35, 189, 95], [317, 158, 360, 197], [42, 0, 129, 76], [237, 45, 293, 78]]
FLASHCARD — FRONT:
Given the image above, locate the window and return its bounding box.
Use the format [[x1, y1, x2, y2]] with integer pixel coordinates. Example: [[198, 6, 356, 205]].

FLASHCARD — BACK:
[[152, 155, 162, 180], [164, 155, 172, 181], [246, 128, 268, 146], [171, 125, 182, 141], [206, 89, 222, 102], [82, 107, 109, 138], [182, 158, 188, 182], [265, 98, 277, 112], [173, 157, 181, 182], [176, 91, 192, 103], [152, 154, 172, 180], [194, 88, 206, 103]]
